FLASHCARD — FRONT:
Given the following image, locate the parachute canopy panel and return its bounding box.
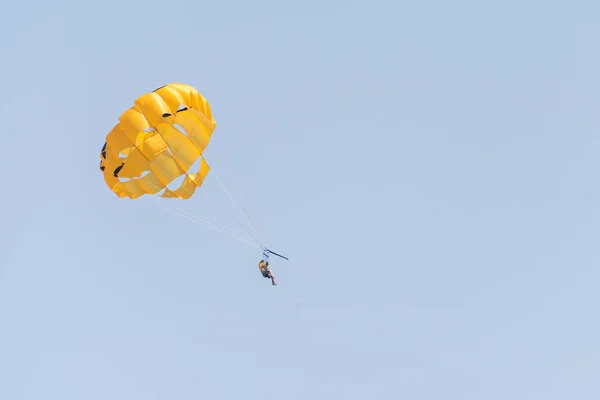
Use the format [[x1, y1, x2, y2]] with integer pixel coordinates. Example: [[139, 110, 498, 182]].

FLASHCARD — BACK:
[[99, 83, 217, 200]]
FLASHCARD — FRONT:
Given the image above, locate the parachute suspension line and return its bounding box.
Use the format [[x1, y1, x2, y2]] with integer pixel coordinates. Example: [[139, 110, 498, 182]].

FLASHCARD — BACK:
[[241, 194, 266, 246], [159, 191, 261, 249], [217, 171, 267, 248], [165, 207, 260, 249], [198, 184, 264, 248], [142, 173, 261, 249], [179, 127, 269, 251], [112, 108, 263, 251], [173, 200, 260, 248], [138, 124, 262, 248], [212, 172, 267, 248]]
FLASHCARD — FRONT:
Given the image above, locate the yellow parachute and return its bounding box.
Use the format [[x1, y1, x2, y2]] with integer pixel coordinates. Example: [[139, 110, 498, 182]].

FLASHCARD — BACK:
[[99, 83, 216, 200], [99, 83, 289, 265]]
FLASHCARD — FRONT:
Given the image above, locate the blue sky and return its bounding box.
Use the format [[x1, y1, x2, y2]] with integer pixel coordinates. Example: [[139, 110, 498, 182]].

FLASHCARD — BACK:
[[1, 0, 599, 399]]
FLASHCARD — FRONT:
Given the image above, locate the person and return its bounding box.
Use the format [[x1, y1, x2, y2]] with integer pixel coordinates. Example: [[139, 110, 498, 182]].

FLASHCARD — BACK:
[[258, 259, 277, 286]]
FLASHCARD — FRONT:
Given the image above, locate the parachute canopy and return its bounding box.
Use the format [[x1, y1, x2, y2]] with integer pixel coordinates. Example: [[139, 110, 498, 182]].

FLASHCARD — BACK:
[[99, 83, 216, 200]]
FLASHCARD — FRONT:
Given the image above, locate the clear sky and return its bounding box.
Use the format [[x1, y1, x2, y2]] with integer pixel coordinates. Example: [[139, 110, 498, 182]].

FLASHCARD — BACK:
[[1, 0, 599, 399]]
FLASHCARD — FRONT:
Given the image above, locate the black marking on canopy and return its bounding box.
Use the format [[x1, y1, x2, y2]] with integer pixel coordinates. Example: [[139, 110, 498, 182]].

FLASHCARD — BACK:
[[113, 163, 124, 177]]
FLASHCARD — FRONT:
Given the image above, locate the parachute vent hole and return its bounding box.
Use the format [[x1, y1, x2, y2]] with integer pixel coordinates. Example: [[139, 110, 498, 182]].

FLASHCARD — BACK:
[[173, 123, 189, 137], [101, 142, 107, 159], [116, 169, 151, 183], [162, 112, 172, 118], [166, 174, 186, 191], [177, 104, 188, 113], [118, 146, 135, 160], [186, 157, 201, 175], [143, 128, 155, 133], [162, 155, 200, 191]]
